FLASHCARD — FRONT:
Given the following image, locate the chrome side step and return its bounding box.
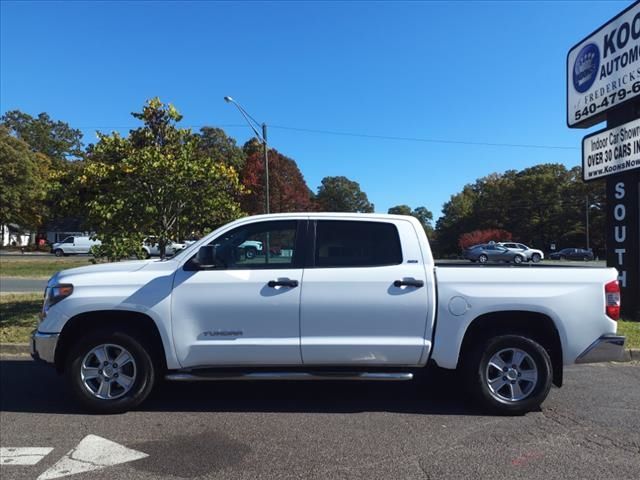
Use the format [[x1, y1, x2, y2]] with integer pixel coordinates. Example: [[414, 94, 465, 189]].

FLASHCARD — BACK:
[[165, 371, 414, 382]]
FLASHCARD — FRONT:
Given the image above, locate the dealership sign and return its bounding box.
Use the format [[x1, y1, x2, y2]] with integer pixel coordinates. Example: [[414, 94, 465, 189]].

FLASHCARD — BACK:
[[583, 117, 640, 181], [567, 2, 640, 128]]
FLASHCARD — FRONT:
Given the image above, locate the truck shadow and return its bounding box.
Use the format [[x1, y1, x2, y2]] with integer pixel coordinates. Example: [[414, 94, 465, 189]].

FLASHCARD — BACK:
[[0, 359, 483, 416]]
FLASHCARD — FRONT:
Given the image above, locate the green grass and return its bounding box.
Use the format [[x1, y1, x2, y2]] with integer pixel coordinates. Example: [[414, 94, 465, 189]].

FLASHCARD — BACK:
[[619, 320, 640, 349], [0, 257, 91, 278], [0, 293, 42, 343]]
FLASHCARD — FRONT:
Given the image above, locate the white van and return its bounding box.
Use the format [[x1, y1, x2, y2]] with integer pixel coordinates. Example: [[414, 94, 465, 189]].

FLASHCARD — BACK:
[[51, 236, 101, 256]]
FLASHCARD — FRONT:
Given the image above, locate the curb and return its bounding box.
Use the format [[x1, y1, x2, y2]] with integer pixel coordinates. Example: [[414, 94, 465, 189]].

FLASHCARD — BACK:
[[622, 348, 640, 362], [1, 343, 639, 361], [0, 343, 31, 355]]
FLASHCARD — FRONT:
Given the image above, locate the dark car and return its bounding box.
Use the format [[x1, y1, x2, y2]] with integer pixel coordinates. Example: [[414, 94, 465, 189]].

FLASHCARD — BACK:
[[549, 248, 594, 261], [463, 243, 526, 264]]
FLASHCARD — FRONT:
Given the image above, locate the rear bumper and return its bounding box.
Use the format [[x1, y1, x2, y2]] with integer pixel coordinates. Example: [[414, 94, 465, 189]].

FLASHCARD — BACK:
[[575, 335, 626, 364], [30, 330, 59, 364]]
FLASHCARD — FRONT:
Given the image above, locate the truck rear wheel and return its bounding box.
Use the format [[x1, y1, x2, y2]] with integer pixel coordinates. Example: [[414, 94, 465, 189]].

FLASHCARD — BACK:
[[465, 334, 552, 415], [66, 330, 156, 413]]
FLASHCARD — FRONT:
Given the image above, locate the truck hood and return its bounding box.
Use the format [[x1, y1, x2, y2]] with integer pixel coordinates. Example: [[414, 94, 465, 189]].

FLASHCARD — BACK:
[[52, 260, 155, 283]]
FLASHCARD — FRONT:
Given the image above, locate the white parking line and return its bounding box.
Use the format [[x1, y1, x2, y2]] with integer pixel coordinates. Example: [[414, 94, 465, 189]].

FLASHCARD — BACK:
[[38, 435, 148, 480], [0, 447, 54, 465]]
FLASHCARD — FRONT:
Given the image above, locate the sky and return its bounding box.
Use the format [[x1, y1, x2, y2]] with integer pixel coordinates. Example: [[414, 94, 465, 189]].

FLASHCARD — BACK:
[[0, 0, 633, 219]]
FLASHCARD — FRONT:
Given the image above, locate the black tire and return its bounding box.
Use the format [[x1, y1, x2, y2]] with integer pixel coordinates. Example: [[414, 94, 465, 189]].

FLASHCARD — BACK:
[[54, 249, 64, 257], [478, 254, 488, 264], [245, 247, 257, 259], [142, 250, 151, 259], [464, 334, 552, 415], [513, 255, 524, 264], [66, 329, 156, 414], [531, 253, 541, 263]]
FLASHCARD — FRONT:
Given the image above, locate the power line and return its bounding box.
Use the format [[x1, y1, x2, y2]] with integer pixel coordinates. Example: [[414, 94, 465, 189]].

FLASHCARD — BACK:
[[268, 125, 579, 151], [72, 123, 578, 151]]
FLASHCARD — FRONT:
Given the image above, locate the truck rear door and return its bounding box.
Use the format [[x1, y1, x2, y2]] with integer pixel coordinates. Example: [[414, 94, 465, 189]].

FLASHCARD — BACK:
[[300, 218, 430, 366]]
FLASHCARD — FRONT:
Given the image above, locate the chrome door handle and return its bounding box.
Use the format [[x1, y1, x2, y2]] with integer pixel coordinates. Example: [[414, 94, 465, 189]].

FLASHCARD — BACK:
[[268, 279, 299, 288], [393, 279, 424, 288]]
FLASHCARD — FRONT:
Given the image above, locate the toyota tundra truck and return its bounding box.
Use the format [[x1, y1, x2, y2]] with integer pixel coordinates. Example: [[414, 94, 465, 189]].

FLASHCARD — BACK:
[[31, 213, 626, 414]]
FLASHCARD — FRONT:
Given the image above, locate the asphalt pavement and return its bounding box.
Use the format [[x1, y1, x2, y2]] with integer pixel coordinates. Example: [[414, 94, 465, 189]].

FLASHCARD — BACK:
[[1, 358, 638, 480]]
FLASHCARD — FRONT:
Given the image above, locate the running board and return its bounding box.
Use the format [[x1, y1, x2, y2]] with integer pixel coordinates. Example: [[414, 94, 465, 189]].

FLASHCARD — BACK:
[[165, 371, 414, 382]]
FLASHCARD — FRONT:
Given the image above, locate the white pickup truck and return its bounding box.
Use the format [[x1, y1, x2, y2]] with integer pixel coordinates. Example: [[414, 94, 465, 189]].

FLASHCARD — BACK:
[[32, 213, 626, 414]]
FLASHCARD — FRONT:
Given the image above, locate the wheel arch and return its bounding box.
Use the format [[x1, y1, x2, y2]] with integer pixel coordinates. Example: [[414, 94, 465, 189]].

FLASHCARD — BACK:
[[55, 310, 167, 374], [459, 310, 563, 387]]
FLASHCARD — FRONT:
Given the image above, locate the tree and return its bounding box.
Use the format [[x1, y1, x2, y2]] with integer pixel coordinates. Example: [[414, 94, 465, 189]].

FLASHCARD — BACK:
[[458, 229, 513, 250], [1, 110, 83, 161], [241, 142, 315, 215], [316, 176, 374, 213], [387, 204, 412, 216], [196, 127, 246, 170], [388, 204, 434, 240], [75, 98, 246, 259], [388, 204, 434, 235], [434, 163, 606, 256], [0, 127, 52, 231]]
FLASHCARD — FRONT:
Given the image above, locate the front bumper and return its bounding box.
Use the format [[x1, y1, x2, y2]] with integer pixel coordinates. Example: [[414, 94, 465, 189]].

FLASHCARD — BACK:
[[30, 330, 59, 364], [576, 335, 626, 364]]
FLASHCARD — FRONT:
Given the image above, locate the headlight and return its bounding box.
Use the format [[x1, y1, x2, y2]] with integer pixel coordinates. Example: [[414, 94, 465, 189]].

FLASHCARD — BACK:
[[41, 284, 73, 319]]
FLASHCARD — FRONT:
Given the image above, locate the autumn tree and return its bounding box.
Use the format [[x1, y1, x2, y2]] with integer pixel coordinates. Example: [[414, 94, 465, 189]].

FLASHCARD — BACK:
[[241, 139, 314, 214], [0, 127, 52, 231], [458, 229, 513, 250], [75, 98, 246, 259], [316, 176, 374, 213]]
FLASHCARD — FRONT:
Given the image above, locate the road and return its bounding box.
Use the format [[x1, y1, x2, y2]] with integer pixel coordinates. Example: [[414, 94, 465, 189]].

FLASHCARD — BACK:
[[1, 358, 638, 480], [0, 278, 47, 294]]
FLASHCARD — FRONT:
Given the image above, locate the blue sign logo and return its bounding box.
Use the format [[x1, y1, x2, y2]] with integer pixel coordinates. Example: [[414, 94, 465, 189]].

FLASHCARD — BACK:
[[573, 43, 600, 93]]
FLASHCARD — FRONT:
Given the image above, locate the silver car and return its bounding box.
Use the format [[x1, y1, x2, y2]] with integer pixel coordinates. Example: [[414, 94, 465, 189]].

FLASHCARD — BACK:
[[498, 242, 544, 263], [463, 243, 526, 264]]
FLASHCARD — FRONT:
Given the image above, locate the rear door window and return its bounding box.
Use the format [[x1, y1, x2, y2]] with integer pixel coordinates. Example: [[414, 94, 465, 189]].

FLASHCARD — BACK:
[[314, 221, 402, 268]]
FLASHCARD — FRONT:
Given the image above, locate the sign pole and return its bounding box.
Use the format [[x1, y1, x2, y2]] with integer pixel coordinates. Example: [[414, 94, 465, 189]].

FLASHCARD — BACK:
[[605, 101, 640, 321], [568, 3, 640, 321]]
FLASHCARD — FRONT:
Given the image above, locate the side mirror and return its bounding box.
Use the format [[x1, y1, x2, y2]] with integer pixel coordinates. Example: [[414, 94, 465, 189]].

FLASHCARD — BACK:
[[195, 245, 222, 269]]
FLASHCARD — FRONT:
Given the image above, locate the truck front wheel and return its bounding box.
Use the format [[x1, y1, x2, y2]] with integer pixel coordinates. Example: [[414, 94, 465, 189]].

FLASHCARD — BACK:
[[66, 330, 156, 413], [465, 335, 552, 415]]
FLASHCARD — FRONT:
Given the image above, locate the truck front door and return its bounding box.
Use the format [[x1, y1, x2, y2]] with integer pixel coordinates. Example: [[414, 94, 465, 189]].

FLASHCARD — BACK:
[[171, 220, 305, 368]]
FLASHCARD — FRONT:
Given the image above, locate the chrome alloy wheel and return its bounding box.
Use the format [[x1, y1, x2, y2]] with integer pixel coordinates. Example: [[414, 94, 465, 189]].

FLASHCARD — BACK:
[[485, 348, 538, 403], [80, 344, 137, 400]]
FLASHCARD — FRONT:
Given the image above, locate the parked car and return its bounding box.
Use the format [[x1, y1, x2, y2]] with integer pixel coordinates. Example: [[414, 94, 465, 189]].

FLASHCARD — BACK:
[[549, 248, 595, 261], [239, 240, 263, 259], [32, 213, 625, 415], [463, 243, 526, 264], [51, 236, 101, 256], [498, 242, 544, 263], [141, 238, 186, 258]]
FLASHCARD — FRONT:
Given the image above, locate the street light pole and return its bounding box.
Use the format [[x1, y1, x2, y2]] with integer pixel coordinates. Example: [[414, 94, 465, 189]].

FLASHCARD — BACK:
[[262, 123, 269, 214], [585, 196, 602, 252], [586, 196, 590, 251], [223, 96, 269, 214]]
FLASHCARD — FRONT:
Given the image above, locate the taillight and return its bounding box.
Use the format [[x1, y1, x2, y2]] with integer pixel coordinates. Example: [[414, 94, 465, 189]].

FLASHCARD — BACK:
[[605, 280, 621, 320]]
